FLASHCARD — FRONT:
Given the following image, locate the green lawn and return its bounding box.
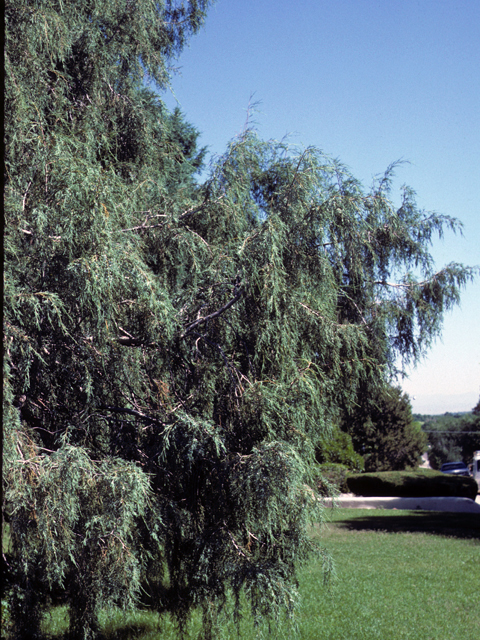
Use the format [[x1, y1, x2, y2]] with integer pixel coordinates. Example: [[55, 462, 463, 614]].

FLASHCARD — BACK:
[[301, 509, 479, 640], [36, 508, 480, 639]]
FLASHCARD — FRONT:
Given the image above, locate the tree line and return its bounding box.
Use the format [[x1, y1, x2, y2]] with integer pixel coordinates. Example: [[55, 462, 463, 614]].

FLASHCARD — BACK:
[[417, 400, 480, 469], [3, 0, 478, 638]]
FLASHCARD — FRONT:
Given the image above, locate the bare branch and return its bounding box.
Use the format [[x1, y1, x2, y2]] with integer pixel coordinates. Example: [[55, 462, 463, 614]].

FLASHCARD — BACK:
[[117, 336, 154, 346], [178, 195, 225, 221], [22, 181, 32, 211], [100, 406, 163, 426], [121, 196, 225, 233], [181, 288, 244, 338], [116, 326, 155, 346], [299, 302, 347, 329], [373, 274, 440, 289]]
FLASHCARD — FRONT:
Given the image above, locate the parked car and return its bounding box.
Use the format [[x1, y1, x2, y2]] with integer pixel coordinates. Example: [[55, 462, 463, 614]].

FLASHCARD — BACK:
[[440, 461, 471, 477]]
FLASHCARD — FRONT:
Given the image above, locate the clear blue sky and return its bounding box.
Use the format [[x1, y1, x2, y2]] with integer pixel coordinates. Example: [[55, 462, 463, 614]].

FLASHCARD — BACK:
[[160, 0, 480, 415]]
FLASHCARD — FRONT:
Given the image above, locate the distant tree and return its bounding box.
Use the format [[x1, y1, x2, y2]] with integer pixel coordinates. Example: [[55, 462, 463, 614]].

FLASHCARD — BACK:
[[315, 426, 365, 471], [343, 386, 429, 471], [428, 436, 462, 470], [473, 396, 480, 416], [427, 405, 480, 469], [459, 414, 480, 464], [3, 1, 478, 637], [427, 414, 464, 469]]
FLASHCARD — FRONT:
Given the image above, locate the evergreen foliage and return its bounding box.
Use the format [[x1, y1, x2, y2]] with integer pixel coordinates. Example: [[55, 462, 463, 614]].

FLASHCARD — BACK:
[[342, 385, 429, 471], [3, 1, 478, 637], [315, 428, 365, 471]]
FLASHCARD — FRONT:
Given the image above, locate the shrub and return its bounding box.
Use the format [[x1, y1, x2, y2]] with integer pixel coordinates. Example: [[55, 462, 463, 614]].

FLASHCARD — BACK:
[[346, 469, 478, 500], [316, 463, 350, 495], [315, 428, 365, 471]]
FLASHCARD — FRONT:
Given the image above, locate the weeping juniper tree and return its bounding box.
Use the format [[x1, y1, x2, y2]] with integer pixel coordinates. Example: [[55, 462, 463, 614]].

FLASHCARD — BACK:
[[3, 1, 478, 638]]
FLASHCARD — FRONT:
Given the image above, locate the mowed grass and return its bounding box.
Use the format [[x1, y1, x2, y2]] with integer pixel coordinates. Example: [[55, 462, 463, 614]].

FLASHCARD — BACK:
[[39, 508, 480, 639], [301, 508, 480, 640]]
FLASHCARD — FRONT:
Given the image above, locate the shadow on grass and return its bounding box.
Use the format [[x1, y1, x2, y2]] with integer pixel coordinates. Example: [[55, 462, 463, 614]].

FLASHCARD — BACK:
[[333, 510, 480, 540], [37, 606, 167, 640], [39, 622, 158, 640]]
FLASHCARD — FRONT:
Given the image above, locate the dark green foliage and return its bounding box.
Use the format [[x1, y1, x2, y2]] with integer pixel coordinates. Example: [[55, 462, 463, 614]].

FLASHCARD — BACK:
[[316, 463, 351, 495], [3, 1, 478, 638], [315, 427, 364, 471], [346, 469, 478, 500], [422, 405, 480, 469], [343, 385, 429, 471], [473, 398, 480, 416]]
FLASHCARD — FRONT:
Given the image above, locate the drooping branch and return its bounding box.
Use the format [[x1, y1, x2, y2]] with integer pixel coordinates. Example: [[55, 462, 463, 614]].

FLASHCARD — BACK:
[[373, 264, 478, 290], [120, 196, 225, 233], [181, 287, 244, 338], [116, 285, 245, 345], [99, 406, 163, 426], [373, 280, 422, 289], [116, 326, 154, 347]]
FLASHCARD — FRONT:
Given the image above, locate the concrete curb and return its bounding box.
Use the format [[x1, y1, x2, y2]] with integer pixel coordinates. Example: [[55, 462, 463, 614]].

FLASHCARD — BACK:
[[321, 495, 480, 513]]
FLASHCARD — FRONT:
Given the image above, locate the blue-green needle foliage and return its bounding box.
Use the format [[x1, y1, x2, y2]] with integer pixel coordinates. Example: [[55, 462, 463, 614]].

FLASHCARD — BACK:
[[3, 1, 477, 638]]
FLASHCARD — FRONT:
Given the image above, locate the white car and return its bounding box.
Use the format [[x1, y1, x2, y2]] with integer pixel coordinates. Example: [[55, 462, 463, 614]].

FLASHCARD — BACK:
[[440, 461, 471, 477], [472, 451, 480, 491]]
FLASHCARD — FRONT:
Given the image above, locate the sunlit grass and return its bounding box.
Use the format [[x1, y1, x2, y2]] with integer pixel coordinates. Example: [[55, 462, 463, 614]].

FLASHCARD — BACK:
[[301, 509, 479, 640], [37, 508, 480, 639]]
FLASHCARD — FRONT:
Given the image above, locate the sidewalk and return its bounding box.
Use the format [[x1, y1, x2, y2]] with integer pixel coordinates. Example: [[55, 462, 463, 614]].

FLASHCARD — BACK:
[[321, 494, 480, 513]]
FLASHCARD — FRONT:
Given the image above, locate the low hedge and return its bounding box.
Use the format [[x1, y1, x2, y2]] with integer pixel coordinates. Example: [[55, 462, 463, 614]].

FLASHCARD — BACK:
[[346, 469, 478, 500]]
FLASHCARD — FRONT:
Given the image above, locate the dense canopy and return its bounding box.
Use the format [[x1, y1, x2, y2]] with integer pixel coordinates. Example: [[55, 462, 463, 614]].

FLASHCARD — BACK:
[[3, 1, 477, 638]]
